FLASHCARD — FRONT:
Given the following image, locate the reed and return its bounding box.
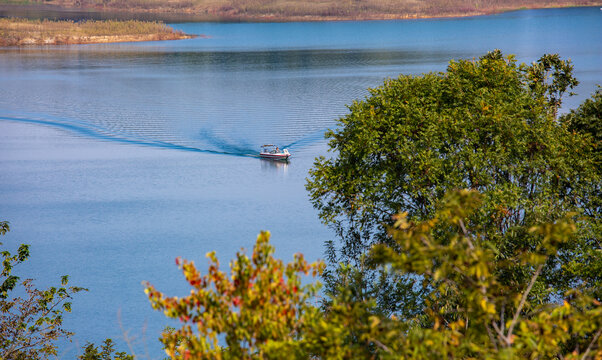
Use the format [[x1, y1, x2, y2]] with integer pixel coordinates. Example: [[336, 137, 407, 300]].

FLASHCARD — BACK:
[[0, 17, 194, 45]]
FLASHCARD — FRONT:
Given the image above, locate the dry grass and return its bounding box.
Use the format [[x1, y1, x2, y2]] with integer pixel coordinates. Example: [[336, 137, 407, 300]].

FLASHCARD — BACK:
[[0, 17, 195, 45], [12, 0, 602, 20]]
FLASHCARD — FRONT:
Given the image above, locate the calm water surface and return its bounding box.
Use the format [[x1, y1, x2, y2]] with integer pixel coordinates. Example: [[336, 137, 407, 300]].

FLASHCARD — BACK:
[[1, 7, 601, 358]]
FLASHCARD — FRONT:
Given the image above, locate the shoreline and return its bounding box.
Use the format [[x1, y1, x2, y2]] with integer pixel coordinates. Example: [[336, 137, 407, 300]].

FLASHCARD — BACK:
[[1, 3, 599, 46], [1, 2, 601, 23], [0, 18, 197, 46], [207, 5, 595, 22], [4, 33, 197, 46]]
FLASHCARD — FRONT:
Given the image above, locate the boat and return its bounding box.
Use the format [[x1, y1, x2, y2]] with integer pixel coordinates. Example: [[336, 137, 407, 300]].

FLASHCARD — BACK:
[[259, 144, 291, 161]]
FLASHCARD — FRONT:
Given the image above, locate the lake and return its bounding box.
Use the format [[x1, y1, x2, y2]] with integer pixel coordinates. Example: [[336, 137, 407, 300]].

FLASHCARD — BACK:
[[0, 6, 601, 358]]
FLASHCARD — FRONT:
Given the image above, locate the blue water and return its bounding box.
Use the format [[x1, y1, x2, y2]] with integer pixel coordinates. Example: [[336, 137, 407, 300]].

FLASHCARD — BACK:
[[1, 7, 601, 358]]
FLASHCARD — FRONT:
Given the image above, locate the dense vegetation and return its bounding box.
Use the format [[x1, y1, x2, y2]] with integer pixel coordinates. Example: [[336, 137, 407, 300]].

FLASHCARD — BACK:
[[563, 86, 602, 164], [0, 17, 193, 46], [3, 0, 602, 21], [306, 50, 601, 315]]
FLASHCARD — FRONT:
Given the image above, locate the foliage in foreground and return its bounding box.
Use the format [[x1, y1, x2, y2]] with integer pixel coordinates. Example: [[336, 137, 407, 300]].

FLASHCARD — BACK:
[[0, 221, 87, 359], [306, 50, 601, 316], [147, 190, 602, 359], [78, 338, 134, 360], [144, 231, 324, 359]]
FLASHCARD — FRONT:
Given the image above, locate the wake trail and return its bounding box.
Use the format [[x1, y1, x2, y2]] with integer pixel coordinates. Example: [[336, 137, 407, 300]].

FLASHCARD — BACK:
[[196, 128, 257, 156], [281, 127, 331, 149], [0, 115, 258, 158]]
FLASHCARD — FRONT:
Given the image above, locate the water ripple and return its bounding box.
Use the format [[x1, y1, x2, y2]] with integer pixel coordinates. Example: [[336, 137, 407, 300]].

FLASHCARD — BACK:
[[0, 112, 330, 158]]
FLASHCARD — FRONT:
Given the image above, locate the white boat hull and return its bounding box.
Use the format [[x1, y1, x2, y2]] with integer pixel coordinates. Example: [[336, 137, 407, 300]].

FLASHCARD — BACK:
[[259, 153, 291, 160]]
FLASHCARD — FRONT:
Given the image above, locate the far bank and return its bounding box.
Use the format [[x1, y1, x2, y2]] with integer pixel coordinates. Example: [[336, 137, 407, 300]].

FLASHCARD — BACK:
[[1, 0, 601, 23]]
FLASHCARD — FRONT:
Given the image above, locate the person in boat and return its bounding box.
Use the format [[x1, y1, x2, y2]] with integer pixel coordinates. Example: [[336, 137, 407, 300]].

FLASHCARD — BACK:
[[276, 147, 280, 153]]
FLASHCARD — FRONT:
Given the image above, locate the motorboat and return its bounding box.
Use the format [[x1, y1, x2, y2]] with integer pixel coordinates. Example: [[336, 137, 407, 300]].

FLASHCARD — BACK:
[[259, 144, 291, 161]]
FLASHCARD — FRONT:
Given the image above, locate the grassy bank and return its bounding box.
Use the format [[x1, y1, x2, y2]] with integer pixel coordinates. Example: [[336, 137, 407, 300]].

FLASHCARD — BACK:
[[2, 0, 601, 21], [0, 17, 195, 45]]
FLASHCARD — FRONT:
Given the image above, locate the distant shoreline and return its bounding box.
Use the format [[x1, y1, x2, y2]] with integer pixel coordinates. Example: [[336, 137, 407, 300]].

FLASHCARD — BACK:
[[1, 2, 599, 46], [0, 18, 196, 46], [1, 2, 601, 23]]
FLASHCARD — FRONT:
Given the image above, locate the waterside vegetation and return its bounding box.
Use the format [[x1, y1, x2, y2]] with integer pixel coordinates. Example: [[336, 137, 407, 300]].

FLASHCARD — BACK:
[[2, 0, 602, 21], [0, 17, 195, 46]]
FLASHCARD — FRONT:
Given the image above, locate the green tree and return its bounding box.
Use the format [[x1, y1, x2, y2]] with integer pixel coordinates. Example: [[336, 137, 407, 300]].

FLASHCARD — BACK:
[[306, 50, 600, 315], [147, 191, 602, 359], [560, 86, 602, 299], [300, 191, 602, 359], [562, 86, 601, 162], [0, 221, 87, 359], [1, 221, 29, 300], [78, 338, 133, 360], [366, 190, 602, 359]]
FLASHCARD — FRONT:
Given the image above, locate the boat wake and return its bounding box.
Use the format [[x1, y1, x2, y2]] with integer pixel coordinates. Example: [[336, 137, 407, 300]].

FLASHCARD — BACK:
[[281, 127, 330, 149], [196, 128, 257, 156], [0, 114, 254, 157], [0, 113, 329, 158]]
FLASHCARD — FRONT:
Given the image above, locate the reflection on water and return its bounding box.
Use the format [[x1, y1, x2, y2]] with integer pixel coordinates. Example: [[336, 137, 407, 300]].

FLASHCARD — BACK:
[[260, 158, 290, 174], [0, 47, 454, 159]]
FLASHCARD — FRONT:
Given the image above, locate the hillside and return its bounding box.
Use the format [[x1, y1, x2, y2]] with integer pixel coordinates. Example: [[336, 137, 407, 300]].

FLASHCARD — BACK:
[[2, 0, 602, 21]]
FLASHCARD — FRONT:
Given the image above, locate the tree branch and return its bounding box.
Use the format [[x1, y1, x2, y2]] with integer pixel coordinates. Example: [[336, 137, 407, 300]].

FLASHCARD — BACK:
[[372, 338, 391, 353], [506, 263, 544, 342], [491, 321, 507, 344], [580, 327, 602, 360], [485, 323, 498, 351]]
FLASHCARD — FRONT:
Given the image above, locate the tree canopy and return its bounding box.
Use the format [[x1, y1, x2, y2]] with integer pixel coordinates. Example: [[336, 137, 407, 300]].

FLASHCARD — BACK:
[[306, 50, 601, 314], [562, 85, 601, 169]]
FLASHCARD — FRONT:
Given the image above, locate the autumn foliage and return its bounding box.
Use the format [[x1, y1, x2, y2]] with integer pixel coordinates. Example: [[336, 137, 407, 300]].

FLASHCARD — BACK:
[[144, 231, 324, 359]]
